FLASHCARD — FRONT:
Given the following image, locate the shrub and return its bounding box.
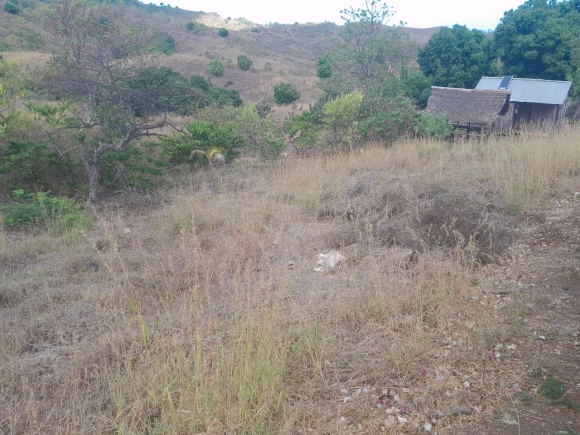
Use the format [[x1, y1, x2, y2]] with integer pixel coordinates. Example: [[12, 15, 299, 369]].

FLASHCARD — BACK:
[[237, 54, 253, 71], [4, 2, 19, 14], [185, 21, 195, 31], [148, 33, 175, 54], [208, 59, 224, 76], [415, 113, 454, 139], [0, 41, 11, 51], [0, 190, 91, 234], [317, 56, 332, 78], [218, 28, 228, 37], [273, 83, 300, 105], [322, 92, 364, 151], [317, 63, 332, 78]]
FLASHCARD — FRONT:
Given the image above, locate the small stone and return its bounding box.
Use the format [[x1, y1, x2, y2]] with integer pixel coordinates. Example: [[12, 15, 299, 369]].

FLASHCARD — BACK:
[[340, 417, 346, 422], [424, 422, 432, 432], [450, 406, 472, 416], [122, 227, 131, 234], [563, 286, 570, 291], [397, 416, 408, 424], [351, 420, 361, 428], [343, 396, 352, 403]]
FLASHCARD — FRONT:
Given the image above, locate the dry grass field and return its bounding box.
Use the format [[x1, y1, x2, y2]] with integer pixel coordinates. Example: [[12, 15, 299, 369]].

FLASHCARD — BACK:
[[2, 127, 580, 434]]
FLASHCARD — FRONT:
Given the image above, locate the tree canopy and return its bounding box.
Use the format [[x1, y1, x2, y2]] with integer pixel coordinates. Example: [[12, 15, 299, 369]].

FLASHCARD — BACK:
[[418, 25, 499, 88]]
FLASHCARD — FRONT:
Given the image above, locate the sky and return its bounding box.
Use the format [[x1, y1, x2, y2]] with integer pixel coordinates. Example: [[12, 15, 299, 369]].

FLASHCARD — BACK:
[[162, 0, 527, 30]]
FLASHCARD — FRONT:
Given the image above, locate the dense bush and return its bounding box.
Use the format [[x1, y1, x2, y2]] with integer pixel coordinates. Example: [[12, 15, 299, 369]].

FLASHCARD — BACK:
[[208, 60, 224, 76], [317, 56, 332, 78], [4, 2, 19, 14], [273, 83, 300, 105], [218, 28, 228, 37], [148, 33, 175, 54], [160, 121, 244, 168], [415, 113, 454, 139], [0, 190, 91, 234], [185, 21, 195, 31], [237, 54, 253, 71]]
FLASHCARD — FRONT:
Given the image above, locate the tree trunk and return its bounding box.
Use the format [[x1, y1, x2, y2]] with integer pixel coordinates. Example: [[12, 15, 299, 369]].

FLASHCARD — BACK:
[[87, 166, 100, 203], [575, 99, 580, 121]]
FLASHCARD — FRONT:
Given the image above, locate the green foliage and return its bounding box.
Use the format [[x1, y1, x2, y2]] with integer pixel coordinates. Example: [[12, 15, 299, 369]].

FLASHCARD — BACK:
[[218, 27, 228, 37], [122, 66, 193, 116], [207, 87, 242, 107], [493, 0, 580, 116], [415, 113, 454, 139], [185, 21, 194, 31], [208, 59, 224, 76], [0, 140, 83, 194], [160, 121, 244, 168], [4, 2, 20, 14], [14, 28, 44, 50], [401, 70, 432, 109], [148, 33, 175, 54], [0, 41, 11, 51], [273, 82, 300, 105], [334, 0, 408, 93], [196, 105, 286, 161], [189, 75, 243, 108], [286, 110, 321, 148], [190, 75, 210, 92], [418, 24, 499, 88], [101, 146, 165, 190], [359, 98, 417, 143], [237, 54, 253, 71], [539, 377, 564, 399], [0, 190, 91, 234], [322, 91, 364, 151], [317, 56, 332, 78]]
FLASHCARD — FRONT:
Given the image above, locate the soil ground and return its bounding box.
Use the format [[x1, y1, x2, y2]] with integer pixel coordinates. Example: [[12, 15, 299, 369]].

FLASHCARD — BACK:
[[463, 194, 580, 435]]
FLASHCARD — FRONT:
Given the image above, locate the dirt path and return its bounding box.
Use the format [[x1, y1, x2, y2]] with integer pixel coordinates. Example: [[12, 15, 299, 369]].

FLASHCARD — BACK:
[[463, 193, 580, 435]]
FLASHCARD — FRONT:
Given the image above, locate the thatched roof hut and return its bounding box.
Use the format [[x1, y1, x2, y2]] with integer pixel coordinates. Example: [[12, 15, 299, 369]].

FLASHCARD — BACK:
[[426, 87, 512, 132]]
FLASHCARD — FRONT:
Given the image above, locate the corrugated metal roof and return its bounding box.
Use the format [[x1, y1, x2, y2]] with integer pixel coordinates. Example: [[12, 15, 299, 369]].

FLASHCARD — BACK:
[[476, 77, 571, 105]]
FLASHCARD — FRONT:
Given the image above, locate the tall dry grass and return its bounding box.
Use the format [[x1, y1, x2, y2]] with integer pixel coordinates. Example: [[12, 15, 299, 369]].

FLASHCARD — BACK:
[[1, 126, 579, 434]]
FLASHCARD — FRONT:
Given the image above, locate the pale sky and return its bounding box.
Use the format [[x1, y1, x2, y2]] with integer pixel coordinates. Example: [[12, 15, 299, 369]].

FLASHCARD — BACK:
[[162, 0, 526, 30]]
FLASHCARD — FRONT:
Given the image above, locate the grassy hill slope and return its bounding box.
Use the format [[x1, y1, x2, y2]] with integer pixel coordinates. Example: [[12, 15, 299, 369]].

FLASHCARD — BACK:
[[0, 1, 440, 106]]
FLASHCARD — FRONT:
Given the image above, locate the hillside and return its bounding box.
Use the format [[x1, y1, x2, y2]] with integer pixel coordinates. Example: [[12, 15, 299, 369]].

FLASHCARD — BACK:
[[0, 1, 439, 107], [2, 129, 580, 434]]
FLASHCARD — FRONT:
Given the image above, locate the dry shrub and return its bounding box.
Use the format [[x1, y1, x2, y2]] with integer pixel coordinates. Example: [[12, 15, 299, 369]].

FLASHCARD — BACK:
[[318, 168, 514, 263]]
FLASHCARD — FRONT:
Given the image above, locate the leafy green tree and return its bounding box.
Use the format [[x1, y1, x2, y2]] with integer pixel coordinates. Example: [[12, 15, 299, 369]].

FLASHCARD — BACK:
[[208, 59, 224, 76], [418, 24, 499, 88], [237, 54, 253, 71], [218, 27, 228, 37], [185, 21, 195, 31], [401, 70, 432, 109], [322, 91, 364, 151], [4, 2, 20, 14], [494, 0, 580, 117], [317, 56, 332, 78], [40, 0, 200, 202], [332, 0, 407, 95], [273, 82, 300, 104]]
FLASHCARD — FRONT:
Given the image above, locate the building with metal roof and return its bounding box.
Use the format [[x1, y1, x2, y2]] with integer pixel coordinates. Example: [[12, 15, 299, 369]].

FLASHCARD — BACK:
[[476, 76, 572, 127]]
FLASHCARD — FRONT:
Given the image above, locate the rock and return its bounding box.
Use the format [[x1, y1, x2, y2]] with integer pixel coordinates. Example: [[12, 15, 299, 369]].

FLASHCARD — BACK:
[[314, 250, 345, 272], [212, 153, 225, 166], [450, 406, 472, 416]]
